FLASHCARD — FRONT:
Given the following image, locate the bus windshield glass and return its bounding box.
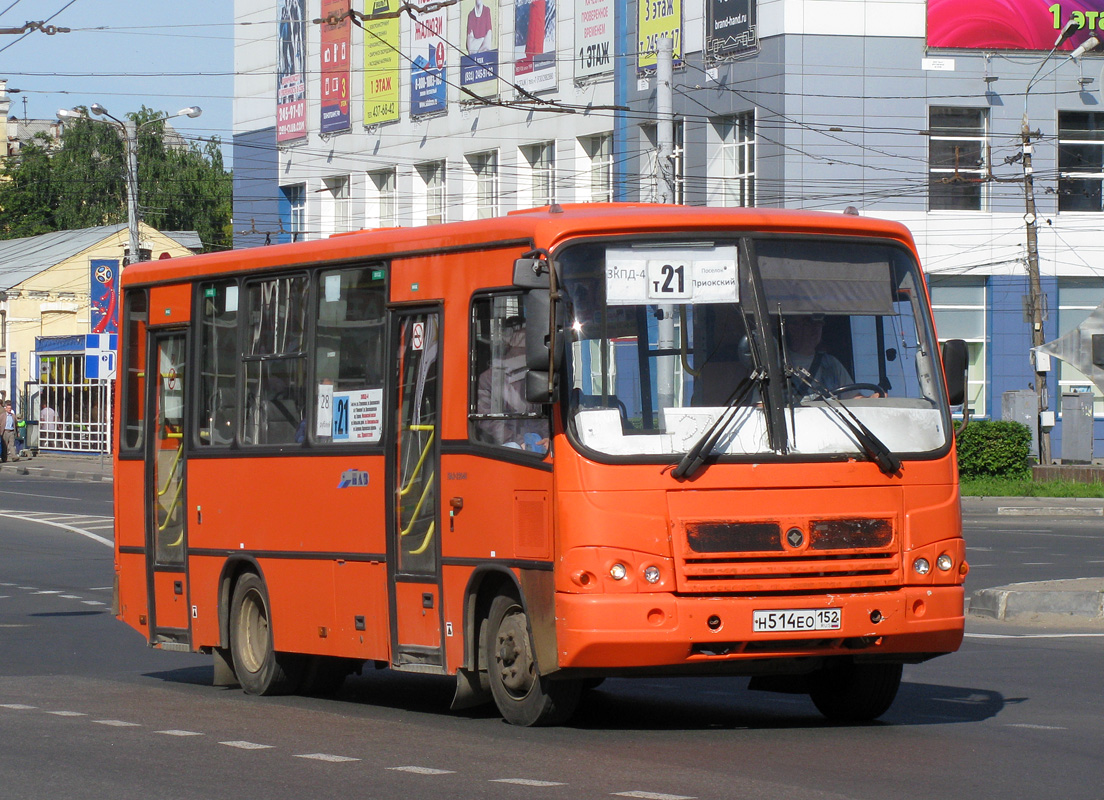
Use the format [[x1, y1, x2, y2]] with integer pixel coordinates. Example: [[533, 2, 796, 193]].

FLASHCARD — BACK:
[[558, 236, 950, 461]]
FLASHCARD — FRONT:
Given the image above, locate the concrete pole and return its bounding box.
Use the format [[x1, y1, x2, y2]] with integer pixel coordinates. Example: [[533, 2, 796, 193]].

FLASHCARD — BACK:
[[655, 37, 677, 411], [1021, 113, 1052, 465], [124, 118, 141, 266]]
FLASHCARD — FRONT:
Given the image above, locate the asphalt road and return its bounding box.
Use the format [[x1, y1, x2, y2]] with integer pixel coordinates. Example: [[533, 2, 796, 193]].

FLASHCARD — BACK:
[[2, 475, 1102, 799]]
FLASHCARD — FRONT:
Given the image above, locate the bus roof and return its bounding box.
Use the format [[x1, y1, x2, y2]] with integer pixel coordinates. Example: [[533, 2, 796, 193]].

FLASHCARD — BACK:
[[120, 204, 917, 288]]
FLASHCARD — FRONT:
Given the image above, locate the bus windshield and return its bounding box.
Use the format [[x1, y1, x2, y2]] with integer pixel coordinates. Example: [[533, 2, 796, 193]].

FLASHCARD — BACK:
[[557, 235, 950, 462]]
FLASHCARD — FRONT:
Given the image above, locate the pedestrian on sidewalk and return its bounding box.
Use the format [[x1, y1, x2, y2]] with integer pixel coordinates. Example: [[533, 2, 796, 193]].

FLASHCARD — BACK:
[[2, 400, 18, 462]]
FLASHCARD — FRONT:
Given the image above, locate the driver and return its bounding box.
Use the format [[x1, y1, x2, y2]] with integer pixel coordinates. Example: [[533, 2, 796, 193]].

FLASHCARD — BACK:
[[785, 314, 853, 397]]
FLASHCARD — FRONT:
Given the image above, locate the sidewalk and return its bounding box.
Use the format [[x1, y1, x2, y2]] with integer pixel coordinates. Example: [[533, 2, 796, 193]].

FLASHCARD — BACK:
[[961, 495, 1104, 517], [0, 451, 113, 482]]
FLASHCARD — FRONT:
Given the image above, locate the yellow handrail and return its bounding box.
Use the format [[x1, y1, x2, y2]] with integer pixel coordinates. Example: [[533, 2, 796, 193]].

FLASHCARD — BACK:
[[399, 424, 435, 498]]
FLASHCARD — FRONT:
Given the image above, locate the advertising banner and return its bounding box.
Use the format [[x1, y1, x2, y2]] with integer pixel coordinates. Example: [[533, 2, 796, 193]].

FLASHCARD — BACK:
[[90, 259, 120, 334], [364, 0, 401, 125], [928, 0, 1103, 50], [277, 0, 307, 142], [410, 6, 447, 116], [576, 0, 614, 78], [460, 0, 499, 95], [707, 0, 757, 60], [514, 0, 557, 92], [638, 0, 682, 72], [321, 0, 351, 133]]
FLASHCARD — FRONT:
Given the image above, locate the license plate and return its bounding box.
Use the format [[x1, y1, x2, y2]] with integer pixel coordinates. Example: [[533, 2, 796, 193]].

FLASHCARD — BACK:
[[752, 608, 841, 633]]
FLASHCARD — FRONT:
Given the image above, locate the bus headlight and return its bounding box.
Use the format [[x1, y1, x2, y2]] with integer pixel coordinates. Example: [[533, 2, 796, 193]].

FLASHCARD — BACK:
[[936, 553, 954, 572], [643, 565, 661, 584], [609, 563, 627, 581], [912, 557, 931, 575]]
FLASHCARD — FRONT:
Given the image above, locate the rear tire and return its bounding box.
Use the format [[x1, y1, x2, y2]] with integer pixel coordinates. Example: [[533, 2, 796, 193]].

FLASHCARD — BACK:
[[485, 594, 580, 726], [808, 660, 902, 723], [229, 573, 303, 695]]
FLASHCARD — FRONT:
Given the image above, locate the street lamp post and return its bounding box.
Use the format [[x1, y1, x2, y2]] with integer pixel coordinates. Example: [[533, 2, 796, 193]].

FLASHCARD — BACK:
[[1019, 23, 1096, 464], [56, 104, 202, 266]]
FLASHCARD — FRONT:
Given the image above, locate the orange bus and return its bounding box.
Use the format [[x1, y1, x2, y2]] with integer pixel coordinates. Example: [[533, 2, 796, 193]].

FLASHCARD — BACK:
[[113, 204, 969, 726]]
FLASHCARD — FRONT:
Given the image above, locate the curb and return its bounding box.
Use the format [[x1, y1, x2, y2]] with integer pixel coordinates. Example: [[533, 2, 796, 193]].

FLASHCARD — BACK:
[[996, 506, 1103, 517], [8, 462, 112, 483], [970, 579, 1104, 621]]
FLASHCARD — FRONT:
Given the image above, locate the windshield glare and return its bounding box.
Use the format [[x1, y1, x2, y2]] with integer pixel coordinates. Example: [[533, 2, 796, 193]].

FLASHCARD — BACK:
[[558, 237, 949, 460]]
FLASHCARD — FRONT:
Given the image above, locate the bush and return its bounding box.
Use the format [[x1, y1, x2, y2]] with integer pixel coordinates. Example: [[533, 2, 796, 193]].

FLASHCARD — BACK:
[[955, 419, 1032, 479]]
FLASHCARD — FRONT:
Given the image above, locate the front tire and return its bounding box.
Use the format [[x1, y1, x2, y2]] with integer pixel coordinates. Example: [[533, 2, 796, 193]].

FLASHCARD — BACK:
[[808, 659, 902, 723], [229, 573, 303, 695], [485, 594, 580, 726]]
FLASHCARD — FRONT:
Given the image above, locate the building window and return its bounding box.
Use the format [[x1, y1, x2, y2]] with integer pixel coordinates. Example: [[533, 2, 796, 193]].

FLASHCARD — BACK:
[[929, 107, 987, 211], [280, 183, 306, 241], [417, 160, 447, 225], [523, 141, 556, 207], [584, 133, 613, 203], [1057, 279, 1104, 415], [468, 151, 499, 219], [716, 112, 755, 207], [929, 278, 987, 417], [642, 120, 685, 203], [323, 176, 351, 235], [1058, 112, 1104, 212], [368, 169, 397, 227]]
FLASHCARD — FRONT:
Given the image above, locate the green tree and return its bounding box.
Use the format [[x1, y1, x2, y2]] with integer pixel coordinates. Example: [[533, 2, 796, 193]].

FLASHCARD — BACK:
[[0, 106, 232, 252]]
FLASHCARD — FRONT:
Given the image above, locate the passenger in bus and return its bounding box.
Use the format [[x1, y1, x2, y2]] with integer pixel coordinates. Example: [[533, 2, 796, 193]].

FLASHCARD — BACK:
[[475, 316, 549, 452]]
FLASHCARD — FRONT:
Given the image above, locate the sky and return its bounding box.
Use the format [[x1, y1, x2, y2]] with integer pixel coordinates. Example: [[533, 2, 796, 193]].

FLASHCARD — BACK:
[[0, 0, 234, 160]]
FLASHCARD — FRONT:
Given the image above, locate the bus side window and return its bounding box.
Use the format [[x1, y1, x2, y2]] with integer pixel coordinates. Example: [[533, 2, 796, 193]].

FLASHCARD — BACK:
[[312, 266, 386, 444], [469, 293, 549, 452], [121, 289, 148, 451], [197, 280, 239, 447], [241, 274, 309, 446]]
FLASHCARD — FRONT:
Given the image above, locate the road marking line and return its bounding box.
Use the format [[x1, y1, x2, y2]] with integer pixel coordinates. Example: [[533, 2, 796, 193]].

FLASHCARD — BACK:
[[0, 704, 37, 710], [1006, 723, 1066, 730], [33, 590, 62, 594], [0, 512, 112, 548], [88, 587, 113, 591], [491, 779, 566, 787], [17, 587, 38, 591], [388, 766, 455, 775], [47, 711, 87, 717], [295, 753, 360, 763], [613, 792, 697, 800], [220, 741, 274, 750], [81, 601, 105, 606], [156, 730, 204, 736], [967, 632, 1104, 639], [60, 595, 82, 599], [94, 720, 140, 727]]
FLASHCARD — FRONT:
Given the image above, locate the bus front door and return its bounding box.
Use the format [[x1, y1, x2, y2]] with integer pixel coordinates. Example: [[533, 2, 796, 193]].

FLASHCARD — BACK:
[[145, 331, 191, 647], [388, 309, 444, 670]]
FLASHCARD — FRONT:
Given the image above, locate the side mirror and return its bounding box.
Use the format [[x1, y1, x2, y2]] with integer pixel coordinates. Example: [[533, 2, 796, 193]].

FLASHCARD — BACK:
[[941, 339, 968, 406], [513, 257, 550, 289], [523, 289, 560, 403]]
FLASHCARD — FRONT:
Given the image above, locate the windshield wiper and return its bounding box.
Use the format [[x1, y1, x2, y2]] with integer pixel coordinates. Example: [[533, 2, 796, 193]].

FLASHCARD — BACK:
[[787, 367, 902, 476], [670, 369, 764, 480]]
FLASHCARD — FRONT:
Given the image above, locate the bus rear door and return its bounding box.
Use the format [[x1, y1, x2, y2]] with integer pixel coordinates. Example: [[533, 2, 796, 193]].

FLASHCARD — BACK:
[[145, 329, 191, 646]]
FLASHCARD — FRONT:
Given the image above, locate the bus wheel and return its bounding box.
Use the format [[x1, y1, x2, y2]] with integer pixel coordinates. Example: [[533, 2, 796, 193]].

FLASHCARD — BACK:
[[808, 660, 902, 723], [229, 573, 303, 696], [485, 594, 580, 727]]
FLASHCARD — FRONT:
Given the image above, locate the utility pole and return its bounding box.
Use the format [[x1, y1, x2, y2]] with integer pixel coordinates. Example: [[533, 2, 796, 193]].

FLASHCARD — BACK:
[[1016, 19, 1088, 465], [655, 37, 677, 411], [123, 119, 141, 266], [1020, 116, 1051, 465]]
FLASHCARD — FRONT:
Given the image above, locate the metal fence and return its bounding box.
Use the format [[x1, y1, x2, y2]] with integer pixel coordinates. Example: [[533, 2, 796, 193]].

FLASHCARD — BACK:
[[32, 353, 113, 454]]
